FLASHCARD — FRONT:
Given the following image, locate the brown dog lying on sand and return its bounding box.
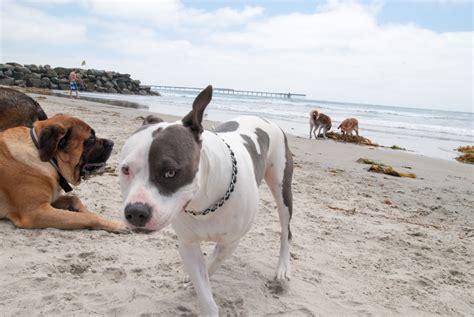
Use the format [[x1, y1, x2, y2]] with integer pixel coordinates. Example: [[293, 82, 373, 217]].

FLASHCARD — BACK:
[[309, 110, 332, 139], [338, 118, 359, 136], [0, 90, 126, 232], [0, 87, 48, 132]]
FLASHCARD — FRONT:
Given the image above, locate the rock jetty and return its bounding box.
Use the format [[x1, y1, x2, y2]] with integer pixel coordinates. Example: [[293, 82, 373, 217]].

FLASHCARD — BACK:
[[0, 62, 159, 96]]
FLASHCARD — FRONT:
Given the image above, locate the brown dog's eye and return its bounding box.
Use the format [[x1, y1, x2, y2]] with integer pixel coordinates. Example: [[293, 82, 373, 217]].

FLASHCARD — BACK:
[[121, 165, 130, 175], [164, 170, 176, 178], [85, 135, 96, 147]]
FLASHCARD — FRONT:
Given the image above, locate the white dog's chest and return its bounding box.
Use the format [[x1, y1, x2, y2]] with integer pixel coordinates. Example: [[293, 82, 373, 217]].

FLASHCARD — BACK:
[[172, 182, 259, 244]]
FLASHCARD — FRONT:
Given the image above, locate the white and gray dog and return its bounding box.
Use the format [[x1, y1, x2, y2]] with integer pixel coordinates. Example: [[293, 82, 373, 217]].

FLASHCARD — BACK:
[[119, 85, 293, 316]]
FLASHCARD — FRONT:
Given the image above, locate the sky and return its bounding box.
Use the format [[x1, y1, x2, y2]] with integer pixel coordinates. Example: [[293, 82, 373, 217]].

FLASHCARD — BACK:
[[0, 0, 472, 112]]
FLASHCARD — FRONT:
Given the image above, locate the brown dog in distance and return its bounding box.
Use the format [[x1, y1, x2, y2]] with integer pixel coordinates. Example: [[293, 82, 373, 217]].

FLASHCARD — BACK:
[[309, 110, 332, 139], [338, 118, 359, 136], [0, 91, 126, 232]]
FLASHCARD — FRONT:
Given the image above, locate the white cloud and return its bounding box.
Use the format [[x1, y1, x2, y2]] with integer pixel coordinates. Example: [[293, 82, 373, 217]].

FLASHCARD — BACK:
[[84, 0, 263, 30], [92, 1, 471, 110], [0, 1, 86, 44]]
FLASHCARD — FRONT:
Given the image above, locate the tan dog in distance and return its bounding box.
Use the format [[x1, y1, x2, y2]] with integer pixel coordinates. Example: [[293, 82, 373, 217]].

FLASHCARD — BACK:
[[338, 118, 359, 136], [0, 113, 127, 232], [309, 110, 332, 139]]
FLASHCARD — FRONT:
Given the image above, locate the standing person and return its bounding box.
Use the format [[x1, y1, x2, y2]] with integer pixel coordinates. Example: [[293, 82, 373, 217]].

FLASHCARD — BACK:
[[69, 69, 79, 98]]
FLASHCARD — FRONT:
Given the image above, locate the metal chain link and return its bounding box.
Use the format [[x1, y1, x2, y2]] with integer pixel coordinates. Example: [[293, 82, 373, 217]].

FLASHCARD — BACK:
[[185, 137, 237, 216]]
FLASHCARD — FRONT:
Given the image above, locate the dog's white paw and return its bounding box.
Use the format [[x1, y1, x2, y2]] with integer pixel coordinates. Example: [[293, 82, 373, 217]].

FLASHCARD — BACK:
[[182, 275, 192, 290], [275, 264, 291, 282], [275, 268, 291, 282]]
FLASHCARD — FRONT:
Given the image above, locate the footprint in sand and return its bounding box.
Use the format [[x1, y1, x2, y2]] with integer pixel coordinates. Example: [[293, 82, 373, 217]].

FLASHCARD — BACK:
[[103, 267, 127, 282]]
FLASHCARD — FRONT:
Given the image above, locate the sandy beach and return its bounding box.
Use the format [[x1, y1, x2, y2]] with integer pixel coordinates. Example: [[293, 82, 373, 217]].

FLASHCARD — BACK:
[[0, 94, 472, 316]]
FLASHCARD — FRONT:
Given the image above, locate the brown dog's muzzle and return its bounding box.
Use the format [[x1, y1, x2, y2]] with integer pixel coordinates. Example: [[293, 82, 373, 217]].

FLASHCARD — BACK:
[[80, 138, 114, 178]]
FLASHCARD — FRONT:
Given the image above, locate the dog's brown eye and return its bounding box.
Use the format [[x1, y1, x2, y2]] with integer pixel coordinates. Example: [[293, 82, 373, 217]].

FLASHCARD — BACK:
[[121, 165, 130, 175], [164, 170, 176, 178]]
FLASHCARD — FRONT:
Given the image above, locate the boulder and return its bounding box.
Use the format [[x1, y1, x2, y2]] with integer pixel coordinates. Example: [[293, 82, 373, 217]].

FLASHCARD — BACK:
[[85, 83, 95, 91], [58, 83, 70, 90], [6, 62, 22, 67], [54, 67, 71, 76], [104, 81, 114, 89], [14, 80, 26, 87], [50, 77, 59, 84], [14, 66, 31, 74], [26, 64, 39, 72], [105, 71, 114, 80], [107, 87, 117, 94], [117, 82, 127, 90], [27, 78, 42, 88], [41, 77, 51, 88], [1, 64, 15, 71], [13, 71, 25, 80], [4, 69, 13, 77], [46, 69, 58, 77], [51, 83, 59, 89]]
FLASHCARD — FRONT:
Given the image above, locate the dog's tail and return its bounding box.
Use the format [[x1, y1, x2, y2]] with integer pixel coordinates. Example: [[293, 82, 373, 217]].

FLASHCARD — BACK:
[[337, 123, 342, 130]]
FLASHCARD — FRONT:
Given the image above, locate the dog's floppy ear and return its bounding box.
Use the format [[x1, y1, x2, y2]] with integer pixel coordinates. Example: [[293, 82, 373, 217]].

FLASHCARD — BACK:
[[182, 85, 213, 135], [142, 115, 164, 126], [38, 124, 67, 161]]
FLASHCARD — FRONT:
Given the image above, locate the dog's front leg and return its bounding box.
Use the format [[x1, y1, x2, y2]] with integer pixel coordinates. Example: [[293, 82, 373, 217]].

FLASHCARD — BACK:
[[178, 241, 218, 317]]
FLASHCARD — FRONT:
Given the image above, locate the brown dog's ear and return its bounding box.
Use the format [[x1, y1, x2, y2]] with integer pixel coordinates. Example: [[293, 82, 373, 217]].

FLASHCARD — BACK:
[[38, 124, 67, 161], [142, 115, 164, 126], [182, 85, 213, 136]]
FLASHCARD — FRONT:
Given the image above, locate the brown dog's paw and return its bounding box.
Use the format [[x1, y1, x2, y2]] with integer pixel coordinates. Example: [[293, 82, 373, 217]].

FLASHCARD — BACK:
[[105, 221, 130, 234]]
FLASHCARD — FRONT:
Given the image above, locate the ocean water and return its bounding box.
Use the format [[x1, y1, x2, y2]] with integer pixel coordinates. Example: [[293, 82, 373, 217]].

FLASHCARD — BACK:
[[72, 90, 473, 161]]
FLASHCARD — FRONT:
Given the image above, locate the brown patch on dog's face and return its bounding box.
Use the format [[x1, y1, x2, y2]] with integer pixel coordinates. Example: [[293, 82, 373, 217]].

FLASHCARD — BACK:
[[34, 115, 114, 185]]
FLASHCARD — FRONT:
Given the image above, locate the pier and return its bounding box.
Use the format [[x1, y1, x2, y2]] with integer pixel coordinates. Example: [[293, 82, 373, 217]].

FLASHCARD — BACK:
[[150, 85, 306, 99]]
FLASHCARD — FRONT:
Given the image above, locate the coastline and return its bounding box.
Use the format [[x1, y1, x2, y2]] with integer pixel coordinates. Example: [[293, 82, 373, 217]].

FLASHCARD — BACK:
[[45, 89, 473, 162], [0, 94, 472, 315]]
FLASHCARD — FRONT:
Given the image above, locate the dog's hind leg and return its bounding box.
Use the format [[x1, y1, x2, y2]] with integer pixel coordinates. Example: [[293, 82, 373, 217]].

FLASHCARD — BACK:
[[322, 126, 328, 139], [264, 131, 293, 281], [208, 239, 241, 277], [51, 195, 89, 212]]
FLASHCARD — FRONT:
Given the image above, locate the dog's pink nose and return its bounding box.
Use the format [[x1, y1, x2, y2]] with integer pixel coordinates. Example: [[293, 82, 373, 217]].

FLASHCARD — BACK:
[[125, 203, 151, 227]]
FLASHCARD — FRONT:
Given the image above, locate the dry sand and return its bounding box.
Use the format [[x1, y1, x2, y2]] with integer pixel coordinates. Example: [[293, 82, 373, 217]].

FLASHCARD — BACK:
[[0, 94, 473, 316]]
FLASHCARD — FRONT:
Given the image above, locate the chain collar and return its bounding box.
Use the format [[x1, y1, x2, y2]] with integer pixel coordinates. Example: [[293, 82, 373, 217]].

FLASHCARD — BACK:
[[185, 136, 237, 216]]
